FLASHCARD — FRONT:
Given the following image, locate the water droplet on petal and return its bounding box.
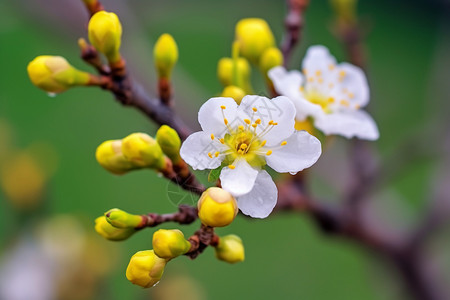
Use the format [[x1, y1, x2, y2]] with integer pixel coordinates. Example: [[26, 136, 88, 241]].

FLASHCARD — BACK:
[[47, 92, 57, 98]]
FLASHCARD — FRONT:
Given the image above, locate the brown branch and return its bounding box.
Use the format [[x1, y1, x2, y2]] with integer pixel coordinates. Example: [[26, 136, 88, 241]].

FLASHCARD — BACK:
[[185, 224, 219, 259], [83, 0, 104, 17], [281, 0, 309, 67], [137, 204, 199, 228]]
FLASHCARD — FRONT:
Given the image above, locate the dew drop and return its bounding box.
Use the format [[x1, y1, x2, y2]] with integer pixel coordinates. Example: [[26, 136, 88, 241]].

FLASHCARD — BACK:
[[47, 92, 57, 98]]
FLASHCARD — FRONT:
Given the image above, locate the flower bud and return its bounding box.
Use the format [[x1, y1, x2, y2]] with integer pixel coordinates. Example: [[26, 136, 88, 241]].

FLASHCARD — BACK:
[[121, 133, 166, 170], [235, 18, 275, 63], [197, 187, 238, 227], [96, 140, 137, 175], [126, 250, 168, 288], [105, 208, 143, 228], [152, 229, 191, 259], [156, 125, 181, 164], [94, 216, 136, 241], [259, 47, 284, 77], [88, 11, 122, 63], [330, 0, 357, 23], [154, 33, 179, 79], [221, 86, 246, 105], [27, 56, 90, 94], [217, 57, 251, 92], [214, 234, 245, 264]]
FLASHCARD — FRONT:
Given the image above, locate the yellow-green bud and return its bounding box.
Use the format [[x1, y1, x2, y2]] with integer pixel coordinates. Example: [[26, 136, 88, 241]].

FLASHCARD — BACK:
[[152, 229, 191, 259], [235, 18, 275, 63], [330, 0, 357, 23], [105, 208, 143, 228], [156, 125, 181, 164], [221, 86, 246, 105], [121, 133, 166, 170], [95, 140, 137, 175], [94, 216, 136, 241], [198, 187, 238, 227], [217, 57, 251, 92], [27, 56, 90, 94], [88, 11, 122, 63], [126, 250, 168, 288], [154, 33, 179, 79], [259, 47, 284, 77], [214, 234, 245, 264]]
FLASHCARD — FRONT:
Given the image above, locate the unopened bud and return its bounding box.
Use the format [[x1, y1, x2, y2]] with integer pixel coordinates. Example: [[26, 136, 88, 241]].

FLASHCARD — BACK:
[[88, 11, 122, 63], [217, 57, 251, 92], [330, 0, 357, 23], [94, 216, 136, 241], [126, 250, 168, 288], [154, 33, 179, 79], [121, 133, 166, 170], [27, 56, 90, 93], [235, 18, 275, 63], [259, 47, 284, 77], [198, 187, 238, 227], [152, 229, 191, 259], [221, 86, 246, 105], [156, 125, 181, 164], [105, 208, 143, 228], [214, 234, 245, 264], [96, 140, 137, 175]]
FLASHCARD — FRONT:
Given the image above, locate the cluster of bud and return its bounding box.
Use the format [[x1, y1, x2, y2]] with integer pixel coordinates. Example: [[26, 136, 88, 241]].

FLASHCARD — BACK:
[[126, 250, 168, 288], [214, 234, 245, 264], [94, 216, 136, 241]]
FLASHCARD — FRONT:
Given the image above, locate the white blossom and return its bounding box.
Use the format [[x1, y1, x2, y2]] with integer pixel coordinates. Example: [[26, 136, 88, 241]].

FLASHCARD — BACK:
[[269, 45, 379, 140], [180, 95, 321, 218]]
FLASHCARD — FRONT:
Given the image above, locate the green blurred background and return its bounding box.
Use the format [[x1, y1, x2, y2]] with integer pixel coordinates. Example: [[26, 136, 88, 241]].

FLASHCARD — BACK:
[[1, 0, 449, 299]]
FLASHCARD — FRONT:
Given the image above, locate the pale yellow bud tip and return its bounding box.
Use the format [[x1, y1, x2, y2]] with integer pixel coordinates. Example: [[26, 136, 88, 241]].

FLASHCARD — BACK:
[[95, 140, 136, 175], [221, 86, 246, 105], [156, 125, 182, 164], [235, 18, 275, 63], [121, 133, 165, 170], [27, 56, 90, 93], [152, 229, 191, 259], [154, 33, 179, 79], [105, 208, 143, 228], [94, 216, 136, 241], [198, 187, 238, 227], [126, 250, 168, 288], [259, 47, 284, 76], [215, 234, 245, 264], [88, 11, 122, 63]]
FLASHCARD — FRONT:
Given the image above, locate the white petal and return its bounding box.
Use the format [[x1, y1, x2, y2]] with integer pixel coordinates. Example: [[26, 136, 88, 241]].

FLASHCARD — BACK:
[[198, 97, 238, 136], [268, 66, 304, 100], [220, 158, 259, 197], [315, 110, 379, 140], [333, 62, 369, 107], [238, 95, 296, 144], [292, 96, 324, 121], [266, 131, 322, 174], [180, 131, 225, 170], [236, 170, 277, 218], [302, 45, 337, 77]]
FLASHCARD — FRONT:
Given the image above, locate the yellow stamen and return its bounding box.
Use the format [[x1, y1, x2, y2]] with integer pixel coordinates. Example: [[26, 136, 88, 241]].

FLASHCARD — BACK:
[[268, 120, 274, 125], [244, 119, 251, 124], [339, 70, 346, 77], [299, 86, 304, 92], [255, 119, 261, 124], [316, 70, 321, 76], [328, 97, 335, 103], [261, 140, 266, 147], [224, 118, 228, 125], [238, 150, 244, 155], [329, 64, 335, 70], [211, 134, 215, 140], [208, 152, 213, 158], [308, 77, 314, 82], [281, 141, 287, 146], [252, 107, 257, 112], [266, 150, 272, 156], [348, 92, 354, 99], [220, 105, 226, 109], [252, 123, 257, 128], [340, 100, 349, 107], [214, 151, 220, 157], [238, 125, 244, 131], [219, 138, 225, 144], [240, 144, 247, 150], [228, 165, 235, 169], [272, 122, 278, 125]]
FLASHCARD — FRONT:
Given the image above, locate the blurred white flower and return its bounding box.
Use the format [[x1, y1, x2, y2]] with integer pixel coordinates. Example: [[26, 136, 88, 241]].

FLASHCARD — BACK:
[[269, 45, 379, 140], [180, 95, 321, 218]]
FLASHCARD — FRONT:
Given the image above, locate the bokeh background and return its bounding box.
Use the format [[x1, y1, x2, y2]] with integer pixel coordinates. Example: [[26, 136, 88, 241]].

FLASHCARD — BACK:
[[1, 0, 449, 299]]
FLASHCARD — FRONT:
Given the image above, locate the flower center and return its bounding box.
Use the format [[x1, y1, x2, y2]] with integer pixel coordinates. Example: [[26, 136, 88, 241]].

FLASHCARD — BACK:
[[305, 90, 334, 113]]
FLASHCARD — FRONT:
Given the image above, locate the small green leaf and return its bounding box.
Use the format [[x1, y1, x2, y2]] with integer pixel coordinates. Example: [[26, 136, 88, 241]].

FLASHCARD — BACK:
[[208, 165, 224, 182]]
